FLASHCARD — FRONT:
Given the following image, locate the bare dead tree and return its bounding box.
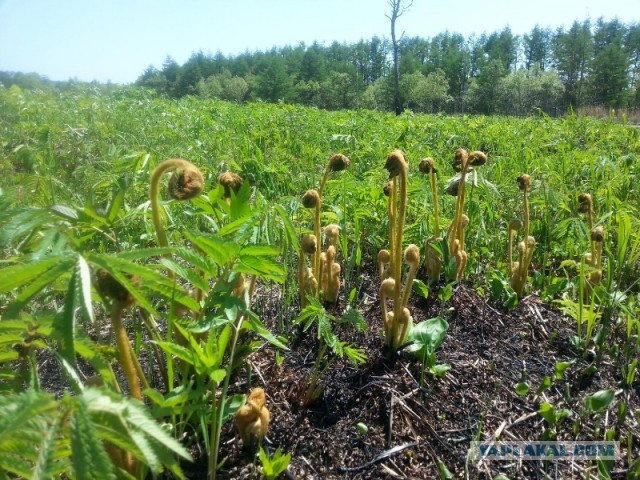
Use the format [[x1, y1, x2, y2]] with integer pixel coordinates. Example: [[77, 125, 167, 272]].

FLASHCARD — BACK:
[[387, 0, 413, 115]]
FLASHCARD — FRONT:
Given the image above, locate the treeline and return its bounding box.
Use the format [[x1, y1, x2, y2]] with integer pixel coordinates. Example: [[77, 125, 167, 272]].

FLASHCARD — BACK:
[[136, 18, 640, 115]]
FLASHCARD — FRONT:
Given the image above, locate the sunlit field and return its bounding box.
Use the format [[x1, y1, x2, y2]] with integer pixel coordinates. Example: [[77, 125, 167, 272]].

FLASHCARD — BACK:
[[1, 84, 639, 479]]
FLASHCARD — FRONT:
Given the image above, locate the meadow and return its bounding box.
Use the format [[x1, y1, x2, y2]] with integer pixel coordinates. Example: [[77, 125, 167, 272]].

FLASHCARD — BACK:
[[0, 84, 639, 479]]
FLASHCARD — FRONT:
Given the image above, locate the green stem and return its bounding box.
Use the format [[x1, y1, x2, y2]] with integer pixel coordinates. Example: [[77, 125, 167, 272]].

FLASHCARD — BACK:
[[209, 311, 246, 480], [431, 171, 440, 237]]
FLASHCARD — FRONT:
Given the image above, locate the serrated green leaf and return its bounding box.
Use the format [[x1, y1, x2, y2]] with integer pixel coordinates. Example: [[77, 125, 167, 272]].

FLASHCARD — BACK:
[[0, 390, 58, 442], [33, 409, 64, 480], [86, 254, 160, 316], [50, 204, 78, 221], [114, 247, 175, 261], [238, 254, 285, 282], [174, 247, 217, 276], [71, 399, 116, 480], [159, 258, 209, 292], [153, 341, 195, 366], [0, 255, 74, 295], [185, 232, 239, 266], [273, 204, 300, 251], [0, 208, 50, 247], [239, 245, 280, 257], [4, 256, 75, 317]]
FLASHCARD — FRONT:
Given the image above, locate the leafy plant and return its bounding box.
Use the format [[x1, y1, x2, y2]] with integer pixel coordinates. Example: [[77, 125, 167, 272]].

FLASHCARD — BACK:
[[406, 316, 450, 384], [258, 446, 292, 480], [295, 297, 366, 407]]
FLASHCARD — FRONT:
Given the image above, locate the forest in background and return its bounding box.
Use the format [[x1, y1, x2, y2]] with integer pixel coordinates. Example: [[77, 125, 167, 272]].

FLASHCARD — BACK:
[[2, 17, 640, 116]]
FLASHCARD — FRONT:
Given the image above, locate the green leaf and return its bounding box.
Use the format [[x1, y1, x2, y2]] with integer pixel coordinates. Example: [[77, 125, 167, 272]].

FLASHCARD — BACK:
[[237, 254, 285, 283], [0, 208, 50, 247], [406, 317, 449, 358], [514, 382, 530, 396], [243, 313, 289, 350], [535, 376, 553, 395], [413, 279, 429, 299], [32, 408, 63, 480], [585, 389, 615, 413], [71, 399, 116, 480], [437, 459, 453, 479], [222, 394, 246, 423], [554, 360, 574, 380], [185, 232, 239, 266], [0, 254, 74, 297], [538, 402, 557, 424], [430, 363, 451, 376], [159, 258, 209, 292], [273, 204, 300, 251]]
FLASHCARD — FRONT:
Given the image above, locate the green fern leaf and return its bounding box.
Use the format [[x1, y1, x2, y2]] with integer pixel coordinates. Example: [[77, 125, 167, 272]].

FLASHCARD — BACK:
[[32, 410, 64, 480], [71, 398, 116, 480], [0, 255, 74, 296]]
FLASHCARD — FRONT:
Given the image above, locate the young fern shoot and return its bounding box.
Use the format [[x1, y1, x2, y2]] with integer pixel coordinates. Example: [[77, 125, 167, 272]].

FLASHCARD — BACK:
[[419, 157, 442, 284], [380, 150, 420, 351], [446, 148, 487, 281], [509, 174, 536, 299], [578, 193, 604, 290], [298, 154, 350, 306], [150, 158, 205, 256]]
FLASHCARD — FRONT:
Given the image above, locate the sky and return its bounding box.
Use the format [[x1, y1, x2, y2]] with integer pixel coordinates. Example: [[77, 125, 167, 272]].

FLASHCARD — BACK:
[[0, 0, 637, 84]]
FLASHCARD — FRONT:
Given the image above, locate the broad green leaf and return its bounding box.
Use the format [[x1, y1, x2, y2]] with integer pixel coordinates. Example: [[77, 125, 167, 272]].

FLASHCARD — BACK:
[[554, 361, 574, 380], [406, 317, 449, 357], [535, 376, 552, 395], [538, 402, 557, 424], [413, 279, 429, 299], [437, 459, 453, 479], [222, 394, 246, 422], [585, 389, 615, 413], [514, 382, 530, 396]]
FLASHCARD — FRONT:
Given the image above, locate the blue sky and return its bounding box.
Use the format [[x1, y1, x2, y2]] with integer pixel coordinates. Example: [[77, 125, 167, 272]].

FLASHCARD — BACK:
[[0, 0, 637, 84]]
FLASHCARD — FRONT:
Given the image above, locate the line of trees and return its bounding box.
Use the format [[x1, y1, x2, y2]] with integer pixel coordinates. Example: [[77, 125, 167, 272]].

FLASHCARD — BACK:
[[135, 18, 640, 116]]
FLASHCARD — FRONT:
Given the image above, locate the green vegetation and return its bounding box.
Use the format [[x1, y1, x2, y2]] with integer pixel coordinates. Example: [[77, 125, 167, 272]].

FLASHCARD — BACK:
[[0, 84, 639, 478], [122, 18, 640, 115]]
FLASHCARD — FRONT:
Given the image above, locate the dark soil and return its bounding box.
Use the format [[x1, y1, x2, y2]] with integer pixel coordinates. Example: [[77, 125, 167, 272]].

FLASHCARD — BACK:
[[178, 265, 640, 480]]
